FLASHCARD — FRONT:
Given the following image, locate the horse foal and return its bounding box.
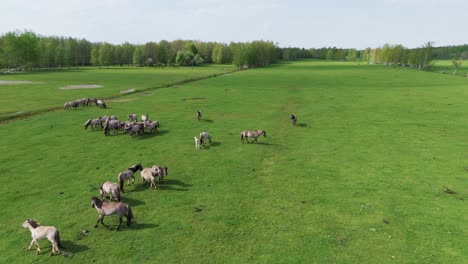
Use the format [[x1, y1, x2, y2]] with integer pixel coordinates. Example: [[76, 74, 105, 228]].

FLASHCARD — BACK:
[[22, 219, 63, 256]]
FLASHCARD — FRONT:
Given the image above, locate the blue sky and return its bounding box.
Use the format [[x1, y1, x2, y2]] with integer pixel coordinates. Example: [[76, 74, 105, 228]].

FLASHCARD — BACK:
[[1, 0, 467, 49]]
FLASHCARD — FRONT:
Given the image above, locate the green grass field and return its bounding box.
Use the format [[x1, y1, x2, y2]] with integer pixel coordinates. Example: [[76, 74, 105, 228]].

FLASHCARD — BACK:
[[0, 65, 235, 121], [0, 60, 466, 263], [433, 60, 468, 77]]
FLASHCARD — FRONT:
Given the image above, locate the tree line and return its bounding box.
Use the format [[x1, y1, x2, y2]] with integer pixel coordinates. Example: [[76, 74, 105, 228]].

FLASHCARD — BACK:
[[1, 30, 465, 71], [0, 30, 281, 69]]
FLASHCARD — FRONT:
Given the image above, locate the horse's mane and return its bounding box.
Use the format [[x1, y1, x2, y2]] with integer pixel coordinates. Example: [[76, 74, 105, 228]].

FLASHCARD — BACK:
[[128, 163, 142, 172], [28, 219, 40, 228], [92, 196, 103, 208]]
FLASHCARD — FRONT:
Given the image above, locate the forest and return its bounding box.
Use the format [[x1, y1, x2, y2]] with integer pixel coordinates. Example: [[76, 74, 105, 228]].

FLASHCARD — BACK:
[[0, 30, 466, 70]]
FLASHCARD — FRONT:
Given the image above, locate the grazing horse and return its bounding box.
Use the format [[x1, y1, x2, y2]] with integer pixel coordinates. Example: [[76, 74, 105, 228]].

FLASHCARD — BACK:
[[91, 197, 134, 231], [22, 219, 63, 256], [128, 114, 137, 122], [104, 119, 121, 136], [290, 114, 297, 126], [99, 181, 121, 202], [194, 136, 200, 150], [199, 131, 212, 146], [196, 110, 202, 120], [117, 163, 143, 192], [151, 165, 168, 183], [124, 123, 143, 136], [140, 168, 158, 189], [84, 118, 103, 130], [96, 99, 107, 108], [88, 98, 98, 105], [141, 114, 149, 122], [240, 130, 267, 143], [143, 121, 158, 133], [63, 102, 73, 110]]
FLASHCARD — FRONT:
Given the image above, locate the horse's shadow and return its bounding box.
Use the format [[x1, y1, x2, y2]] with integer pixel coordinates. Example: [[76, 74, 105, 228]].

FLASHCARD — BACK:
[[158, 185, 190, 191], [135, 129, 169, 140], [157, 129, 170, 136], [297, 123, 308, 128], [249, 142, 277, 146], [202, 141, 221, 149], [200, 119, 214, 123], [132, 222, 159, 230], [61, 240, 90, 255], [132, 183, 152, 192], [121, 196, 145, 207], [158, 179, 192, 191]]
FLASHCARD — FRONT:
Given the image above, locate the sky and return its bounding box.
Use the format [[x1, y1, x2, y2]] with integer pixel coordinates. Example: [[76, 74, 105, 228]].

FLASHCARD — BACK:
[[1, 0, 467, 49]]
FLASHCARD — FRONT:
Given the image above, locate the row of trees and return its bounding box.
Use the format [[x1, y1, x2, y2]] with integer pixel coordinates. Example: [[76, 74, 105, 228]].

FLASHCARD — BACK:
[[0, 30, 282, 69], [361, 42, 436, 70], [0, 30, 464, 71]]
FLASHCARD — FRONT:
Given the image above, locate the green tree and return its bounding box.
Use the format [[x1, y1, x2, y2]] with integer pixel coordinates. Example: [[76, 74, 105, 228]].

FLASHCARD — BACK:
[[98, 43, 115, 66], [132, 46, 143, 66], [90, 46, 100, 66]]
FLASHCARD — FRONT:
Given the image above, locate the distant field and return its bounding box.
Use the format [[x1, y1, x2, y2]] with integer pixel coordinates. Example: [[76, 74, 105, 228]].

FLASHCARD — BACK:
[[0, 65, 235, 120], [433, 59, 468, 76], [0, 60, 466, 263]]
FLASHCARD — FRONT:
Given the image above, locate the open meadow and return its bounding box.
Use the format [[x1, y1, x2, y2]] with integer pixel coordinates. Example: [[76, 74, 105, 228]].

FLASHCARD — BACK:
[[0, 60, 466, 263], [0, 64, 235, 121]]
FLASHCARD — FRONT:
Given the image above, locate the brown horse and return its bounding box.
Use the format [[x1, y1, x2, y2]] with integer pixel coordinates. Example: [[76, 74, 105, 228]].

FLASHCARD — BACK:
[[91, 196, 134, 231], [290, 114, 297, 126], [22, 219, 64, 256], [196, 110, 202, 120], [240, 130, 267, 143]]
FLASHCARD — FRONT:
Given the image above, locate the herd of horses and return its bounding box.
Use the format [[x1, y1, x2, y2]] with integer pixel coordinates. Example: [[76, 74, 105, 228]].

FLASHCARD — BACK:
[[64, 98, 107, 109], [84, 114, 160, 136], [22, 100, 299, 256]]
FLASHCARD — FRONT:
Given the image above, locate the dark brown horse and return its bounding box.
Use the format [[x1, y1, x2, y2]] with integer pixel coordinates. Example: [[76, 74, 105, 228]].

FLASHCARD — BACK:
[[290, 114, 297, 126]]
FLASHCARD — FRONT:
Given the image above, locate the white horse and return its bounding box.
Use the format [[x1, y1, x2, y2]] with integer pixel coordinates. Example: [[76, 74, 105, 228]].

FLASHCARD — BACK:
[[96, 99, 107, 108], [140, 168, 158, 189], [194, 136, 200, 150], [99, 181, 121, 201], [22, 219, 63, 256]]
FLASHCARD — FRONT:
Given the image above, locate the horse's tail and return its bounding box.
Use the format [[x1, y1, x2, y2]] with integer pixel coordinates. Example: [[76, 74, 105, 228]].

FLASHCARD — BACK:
[[118, 174, 124, 192], [127, 206, 134, 225], [84, 119, 91, 130], [55, 229, 65, 249], [116, 187, 121, 202], [240, 132, 244, 142]]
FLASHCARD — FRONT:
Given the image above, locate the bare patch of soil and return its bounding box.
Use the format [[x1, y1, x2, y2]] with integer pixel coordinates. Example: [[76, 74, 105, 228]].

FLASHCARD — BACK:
[[120, 88, 136, 93], [0, 80, 42, 85], [59, 84, 103, 90], [110, 99, 137, 103]]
